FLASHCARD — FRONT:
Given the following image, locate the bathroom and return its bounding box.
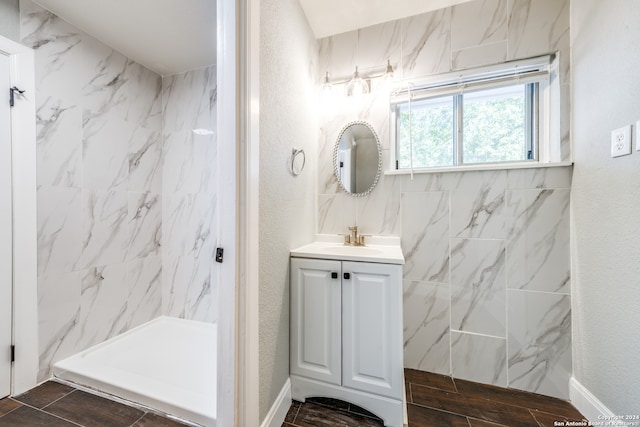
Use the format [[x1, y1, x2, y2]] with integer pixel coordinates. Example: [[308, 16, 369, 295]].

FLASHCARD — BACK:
[[1, 0, 639, 426]]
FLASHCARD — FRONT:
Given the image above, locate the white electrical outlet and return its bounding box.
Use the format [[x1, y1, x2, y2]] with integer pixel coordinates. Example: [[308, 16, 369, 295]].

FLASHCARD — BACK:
[[611, 125, 632, 157]]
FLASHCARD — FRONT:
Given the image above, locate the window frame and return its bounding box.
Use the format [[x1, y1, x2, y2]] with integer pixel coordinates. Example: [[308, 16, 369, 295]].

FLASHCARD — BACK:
[[389, 55, 558, 174]]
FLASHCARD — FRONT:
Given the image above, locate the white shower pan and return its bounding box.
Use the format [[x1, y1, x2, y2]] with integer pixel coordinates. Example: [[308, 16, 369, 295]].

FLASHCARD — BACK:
[[53, 316, 217, 426]]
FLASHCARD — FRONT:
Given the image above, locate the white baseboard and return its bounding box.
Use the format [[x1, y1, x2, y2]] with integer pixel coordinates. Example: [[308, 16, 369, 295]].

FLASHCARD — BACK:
[[570, 377, 616, 424], [260, 378, 292, 427]]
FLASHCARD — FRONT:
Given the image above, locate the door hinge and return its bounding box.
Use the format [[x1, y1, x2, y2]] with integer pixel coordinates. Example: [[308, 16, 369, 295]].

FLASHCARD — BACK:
[[9, 86, 25, 107], [215, 247, 224, 263], [10, 345, 15, 363]]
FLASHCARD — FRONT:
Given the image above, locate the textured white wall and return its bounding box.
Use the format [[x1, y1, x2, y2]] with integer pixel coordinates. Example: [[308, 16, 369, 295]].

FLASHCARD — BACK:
[[259, 0, 318, 421], [571, 0, 640, 414]]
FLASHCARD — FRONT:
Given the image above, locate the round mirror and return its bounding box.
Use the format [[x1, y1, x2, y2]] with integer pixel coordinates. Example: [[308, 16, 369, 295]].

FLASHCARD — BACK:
[[333, 121, 382, 197]]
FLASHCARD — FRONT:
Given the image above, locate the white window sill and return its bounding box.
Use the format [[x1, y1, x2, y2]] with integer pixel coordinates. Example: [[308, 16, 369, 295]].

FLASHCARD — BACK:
[[384, 161, 573, 176]]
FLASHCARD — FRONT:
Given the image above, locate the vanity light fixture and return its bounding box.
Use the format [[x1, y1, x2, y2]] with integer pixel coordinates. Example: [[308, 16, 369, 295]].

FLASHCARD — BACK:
[[322, 60, 395, 97]]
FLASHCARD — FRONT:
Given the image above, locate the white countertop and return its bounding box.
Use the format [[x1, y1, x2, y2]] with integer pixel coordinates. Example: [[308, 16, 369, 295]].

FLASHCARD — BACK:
[[290, 234, 405, 265]]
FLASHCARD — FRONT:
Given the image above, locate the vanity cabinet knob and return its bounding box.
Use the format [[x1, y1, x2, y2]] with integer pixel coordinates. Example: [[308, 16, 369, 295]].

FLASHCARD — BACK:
[[343, 272, 351, 280], [331, 272, 338, 279]]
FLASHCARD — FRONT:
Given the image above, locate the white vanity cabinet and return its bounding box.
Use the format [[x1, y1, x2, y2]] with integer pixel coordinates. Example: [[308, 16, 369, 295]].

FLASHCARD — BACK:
[[290, 255, 404, 427], [290, 258, 342, 385]]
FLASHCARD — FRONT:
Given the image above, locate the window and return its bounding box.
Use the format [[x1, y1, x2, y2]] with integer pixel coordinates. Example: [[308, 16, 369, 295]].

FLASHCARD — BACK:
[[391, 57, 555, 171]]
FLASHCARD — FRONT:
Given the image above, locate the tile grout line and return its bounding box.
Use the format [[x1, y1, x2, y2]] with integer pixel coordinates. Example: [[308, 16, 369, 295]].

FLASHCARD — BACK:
[[409, 398, 489, 424], [16, 400, 85, 427], [129, 411, 147, 427], [290, 401, 301, 425], [0, 399, 24, 419], [41, 388, 78, 411], [529, 408, 544, 427], [451, 375, 459, 393]]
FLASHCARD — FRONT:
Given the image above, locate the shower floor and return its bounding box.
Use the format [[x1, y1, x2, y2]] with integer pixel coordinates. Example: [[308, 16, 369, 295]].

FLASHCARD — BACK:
[[53, 316, 217, 426]]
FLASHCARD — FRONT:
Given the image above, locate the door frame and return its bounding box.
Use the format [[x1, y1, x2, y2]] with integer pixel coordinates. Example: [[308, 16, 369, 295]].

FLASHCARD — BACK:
[[216, 0, 261, 424], [0, 35, 38, 396]]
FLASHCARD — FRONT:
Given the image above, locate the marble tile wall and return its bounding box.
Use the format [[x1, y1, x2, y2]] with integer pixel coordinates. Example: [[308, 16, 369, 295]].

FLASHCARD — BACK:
[[317, 0, 572, 399], [22, 0, 163, 380], [161, 66, 217, 323], [21, 0, 217, 380]]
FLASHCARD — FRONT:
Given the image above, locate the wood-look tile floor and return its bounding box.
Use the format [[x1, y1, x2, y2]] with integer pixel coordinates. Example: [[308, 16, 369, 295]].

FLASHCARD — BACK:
[[283, 369, 588, 427], [0, 381, 190, 427]]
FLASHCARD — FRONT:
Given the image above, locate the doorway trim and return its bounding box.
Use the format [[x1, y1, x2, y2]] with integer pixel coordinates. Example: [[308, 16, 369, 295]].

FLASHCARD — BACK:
[[0, 35, 38, 396]]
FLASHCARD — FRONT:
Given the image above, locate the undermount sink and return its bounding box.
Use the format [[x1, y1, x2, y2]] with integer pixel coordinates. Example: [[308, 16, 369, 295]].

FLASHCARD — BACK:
[[290, 235, 404, 265]]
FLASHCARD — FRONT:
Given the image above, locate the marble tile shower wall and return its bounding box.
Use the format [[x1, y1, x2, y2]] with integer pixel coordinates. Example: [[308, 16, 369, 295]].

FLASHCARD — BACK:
[[161, 67, 217, 323], [21, 0, 217, 380], [21, 0, 163, 380], [317, 0, 572, 399]]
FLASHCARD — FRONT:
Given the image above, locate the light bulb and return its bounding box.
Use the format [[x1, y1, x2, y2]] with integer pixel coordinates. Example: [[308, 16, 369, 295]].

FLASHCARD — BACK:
[[345, 66, 369, 97], [384, 59, 394, 81]]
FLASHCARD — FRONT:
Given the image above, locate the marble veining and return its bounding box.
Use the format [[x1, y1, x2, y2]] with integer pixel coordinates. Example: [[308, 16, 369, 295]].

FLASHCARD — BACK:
[[355, 175, 400, 235], [401, 8, 451, 78], [37, 186, 82, 276], [76, 265, 129, 350], [317, 125, 341, 195], [451, 238, 506, 337], [36, 99, 82, 187], [506, 189, 570, 293], [356, 20, 402, 74], [508, 290, 571, 399], [163, 193, 215, 259], [506, 167, 572, 190], [82, 36, 162, 130], [162, 256, 213, 321], [403, 280, 450, 374], [21, 0, 83, 189], [450, 171, 508, 239], [162, 66, 215, 133], [128, 127, 162, 194], [451, 331, 507, 386], [318, 31, 357, 82], [452, 40, 508, 70], [127, 193, 162, 261], [79, 190, 129, 270], [124, 257, 162, 329], [401, 192, 449, 283], [82, 118, 131, 192], [507, 0, 570, 61], [37, 270, 81, 379], [163, 131, 216, 195], [317, 194, 338, 234], [451, 0, 507, 51]]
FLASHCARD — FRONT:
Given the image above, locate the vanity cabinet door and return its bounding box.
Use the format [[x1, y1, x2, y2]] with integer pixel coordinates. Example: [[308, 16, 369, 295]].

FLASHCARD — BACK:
[[342, 261, 403, 399], [290, 258, 342, 385]]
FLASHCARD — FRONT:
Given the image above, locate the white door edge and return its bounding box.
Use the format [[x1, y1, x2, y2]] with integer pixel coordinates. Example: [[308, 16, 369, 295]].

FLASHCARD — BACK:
[[0, 34, 38, 397]]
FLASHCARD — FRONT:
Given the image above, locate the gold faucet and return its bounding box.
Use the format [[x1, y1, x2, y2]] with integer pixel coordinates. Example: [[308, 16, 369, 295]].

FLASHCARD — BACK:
[[343, 226, 366, 246]]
